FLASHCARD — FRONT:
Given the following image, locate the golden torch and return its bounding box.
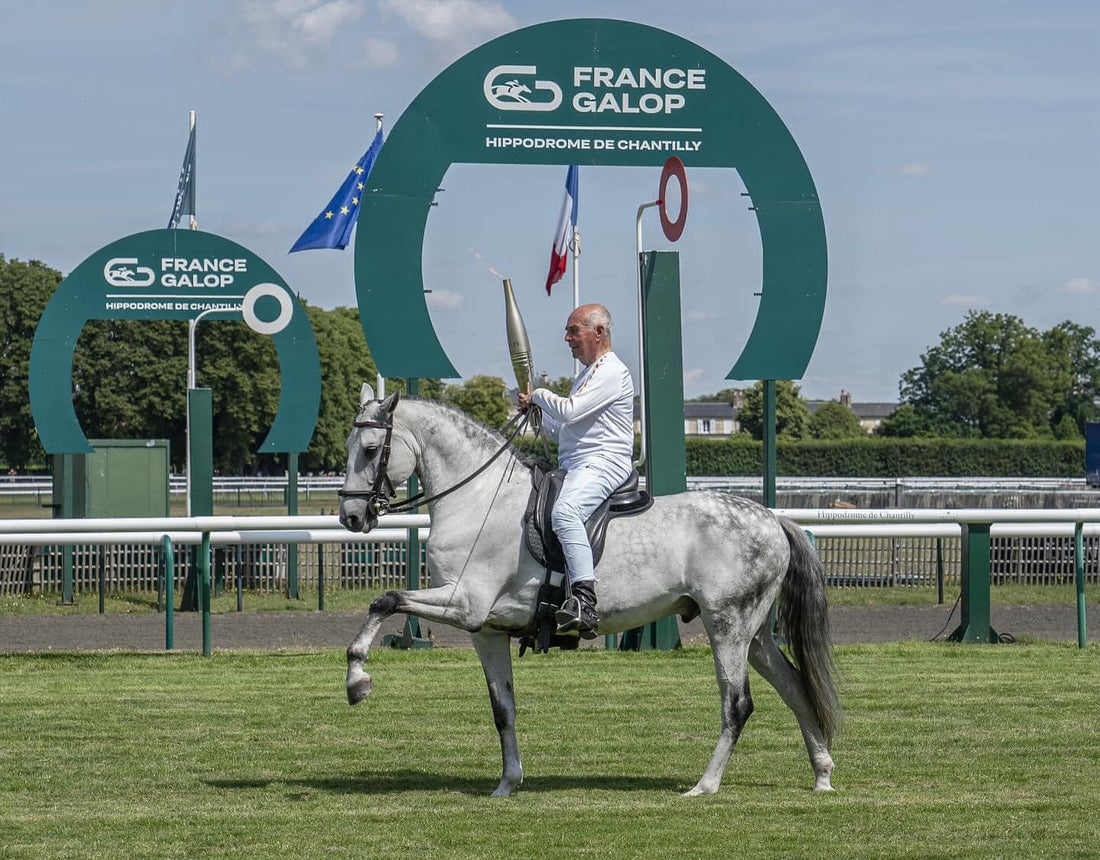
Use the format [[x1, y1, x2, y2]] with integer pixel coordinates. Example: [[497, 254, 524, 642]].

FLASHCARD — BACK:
[[502, 277, 539, 430], [502, 278, 533, 393]]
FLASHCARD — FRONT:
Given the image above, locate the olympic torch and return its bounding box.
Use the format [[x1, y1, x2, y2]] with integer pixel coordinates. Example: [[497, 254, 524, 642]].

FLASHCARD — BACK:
[[502, 277, 539, 430]]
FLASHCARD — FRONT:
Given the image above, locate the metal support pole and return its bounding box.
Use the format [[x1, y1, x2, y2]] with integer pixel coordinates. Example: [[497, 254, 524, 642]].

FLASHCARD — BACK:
[[200, 531, 212, 657], [98, 544, 106, 615], [948, 522, 998, 643], [763, 380, 777, 508], [936, 538, 944, 605], [1074, 523, 1087, 649], [162, 535, 174, 651], [318, 542, 325, 611], [287, 451, 299, 599], [235, 545, 243, 612]]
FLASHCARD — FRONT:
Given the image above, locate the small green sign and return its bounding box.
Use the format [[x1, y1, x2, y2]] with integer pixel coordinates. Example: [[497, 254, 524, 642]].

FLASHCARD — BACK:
[[355, 18, 827, 381], [30, 229, 321, 454]]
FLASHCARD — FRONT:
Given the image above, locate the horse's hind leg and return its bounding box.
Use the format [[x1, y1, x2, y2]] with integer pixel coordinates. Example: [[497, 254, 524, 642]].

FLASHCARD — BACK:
[[685, 621, 754, 797], [748, 627, 834, 791], [472, 632, 524, 797]]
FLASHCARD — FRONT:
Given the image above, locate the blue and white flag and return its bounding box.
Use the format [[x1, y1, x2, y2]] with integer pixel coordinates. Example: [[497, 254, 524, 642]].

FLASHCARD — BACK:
[[168, 125, 196, 229], [545, 164, 578, 294], [290, 129, 384, 252]]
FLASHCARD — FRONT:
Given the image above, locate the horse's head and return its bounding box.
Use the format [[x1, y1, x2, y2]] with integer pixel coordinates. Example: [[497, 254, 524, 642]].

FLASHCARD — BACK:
[[338, 382, 414, 533]]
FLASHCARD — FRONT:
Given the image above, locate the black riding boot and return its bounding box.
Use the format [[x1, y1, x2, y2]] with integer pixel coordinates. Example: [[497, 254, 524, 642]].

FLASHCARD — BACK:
[[556, 580, 599, 639]]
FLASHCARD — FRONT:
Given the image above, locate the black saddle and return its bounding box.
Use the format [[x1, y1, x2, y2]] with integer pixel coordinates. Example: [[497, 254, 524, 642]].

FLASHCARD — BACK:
[[523, 466, 652, 573], [518, 465, 652, 656]]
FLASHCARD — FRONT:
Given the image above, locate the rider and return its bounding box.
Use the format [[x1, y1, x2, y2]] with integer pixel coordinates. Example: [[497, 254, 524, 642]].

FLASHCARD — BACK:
[[518, 303, 635, 637]]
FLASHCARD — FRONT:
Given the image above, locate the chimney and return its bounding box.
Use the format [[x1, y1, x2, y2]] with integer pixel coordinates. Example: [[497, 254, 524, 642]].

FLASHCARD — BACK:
[[840, 390, 852, 408]]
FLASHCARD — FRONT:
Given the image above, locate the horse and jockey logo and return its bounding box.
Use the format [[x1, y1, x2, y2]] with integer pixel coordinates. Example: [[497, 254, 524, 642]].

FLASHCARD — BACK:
[[103, 257, 155, 287], [483, 64, 562, 111]]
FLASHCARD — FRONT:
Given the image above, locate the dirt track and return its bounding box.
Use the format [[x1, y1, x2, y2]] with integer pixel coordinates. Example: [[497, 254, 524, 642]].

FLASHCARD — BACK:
[[1, 603, 1095, 653]]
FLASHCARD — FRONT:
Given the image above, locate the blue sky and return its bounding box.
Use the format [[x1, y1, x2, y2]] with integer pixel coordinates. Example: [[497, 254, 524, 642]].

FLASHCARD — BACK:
[[1, 0, 1096, 404]]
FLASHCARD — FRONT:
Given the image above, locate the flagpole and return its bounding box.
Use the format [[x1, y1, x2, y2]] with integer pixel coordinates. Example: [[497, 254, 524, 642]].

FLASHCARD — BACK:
[[571, 224, 581, 376], [185, 108, 196, 515], [373, 112, 386, 400], [188, 110, 197, 231]]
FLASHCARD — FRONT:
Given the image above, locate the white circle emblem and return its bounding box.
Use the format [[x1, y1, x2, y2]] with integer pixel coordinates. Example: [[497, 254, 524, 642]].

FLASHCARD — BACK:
[[242, 283, 293, 335]]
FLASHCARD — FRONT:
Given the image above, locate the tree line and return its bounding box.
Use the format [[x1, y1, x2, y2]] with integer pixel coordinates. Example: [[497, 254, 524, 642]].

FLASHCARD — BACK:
[[4, 254, 1098, 471]]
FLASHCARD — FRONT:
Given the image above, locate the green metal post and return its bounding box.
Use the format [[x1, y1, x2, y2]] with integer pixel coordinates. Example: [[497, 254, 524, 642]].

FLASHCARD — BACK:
[[621, 251, 684, 652], [181, 388, 213, 611], [287, 451, 300, 599], [1074, 523, 1087, 649], [318, 542, 325, 611], [235, 545, 243, 612], [200, 531, 212, 658], [97, 545, 106, 614], [948, 522, 998, 643], [58, 453, 75, 605], [763, 380, 778, 635], [162, 535, 174, 651], [395, 377, 430, 648]]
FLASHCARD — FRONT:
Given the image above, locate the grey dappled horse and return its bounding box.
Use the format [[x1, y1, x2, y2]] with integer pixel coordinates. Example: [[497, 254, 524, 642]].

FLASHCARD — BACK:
[[339, 387, 841, 796]]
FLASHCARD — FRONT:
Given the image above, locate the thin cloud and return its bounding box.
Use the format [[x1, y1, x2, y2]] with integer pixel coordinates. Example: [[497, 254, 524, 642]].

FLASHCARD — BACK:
[[941, 294, 989, 307], [684, 368, 706, 383], [223, 0, 365, 72], [898, 163, 933, 177], [1062, 277, 1096, 294], [685, 309, 717, 323], [426, 289, 463, 309], [378, 0, 516, 58]]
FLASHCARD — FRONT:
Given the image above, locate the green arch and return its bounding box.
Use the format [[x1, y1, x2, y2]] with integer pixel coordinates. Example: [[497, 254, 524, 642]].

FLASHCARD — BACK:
[[30, 229, 320, 454], [355, 18, 826, 381]]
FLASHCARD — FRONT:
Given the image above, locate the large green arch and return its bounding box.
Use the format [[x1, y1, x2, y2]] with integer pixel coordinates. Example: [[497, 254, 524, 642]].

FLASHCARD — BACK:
[[355, 17, 826, 381], [30, 229, 320, 454]]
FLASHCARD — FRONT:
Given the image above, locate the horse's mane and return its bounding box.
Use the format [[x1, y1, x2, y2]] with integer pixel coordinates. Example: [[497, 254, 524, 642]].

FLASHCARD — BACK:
[[403, 397, 545, 469]]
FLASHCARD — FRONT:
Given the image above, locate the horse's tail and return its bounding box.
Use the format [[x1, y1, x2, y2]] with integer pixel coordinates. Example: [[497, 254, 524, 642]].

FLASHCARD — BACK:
[[777, 517, 842, 745]]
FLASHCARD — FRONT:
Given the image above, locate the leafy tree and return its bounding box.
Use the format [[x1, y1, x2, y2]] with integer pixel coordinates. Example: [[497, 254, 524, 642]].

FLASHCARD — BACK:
[[0, 255, 62, 469], [1043, 321, 1100, 434], [302, 305, 377, 472], [738, 380, 809, 441], [445, 375, 511, 428], [808, 400, 864, 439], [72, 319, 188, 463], [875, 403, 927, 437], [687, 387, 744, 406], [899, 311, 1080, 438]]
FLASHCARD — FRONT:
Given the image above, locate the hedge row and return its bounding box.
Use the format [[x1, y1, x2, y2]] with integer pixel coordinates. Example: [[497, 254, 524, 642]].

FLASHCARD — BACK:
[[515, 436, 1085, 477], [685, 437, 1085, 477]]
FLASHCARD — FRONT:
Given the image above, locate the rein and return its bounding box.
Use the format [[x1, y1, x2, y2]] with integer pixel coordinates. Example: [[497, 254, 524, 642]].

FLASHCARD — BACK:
[[337, 405, 533, 517]]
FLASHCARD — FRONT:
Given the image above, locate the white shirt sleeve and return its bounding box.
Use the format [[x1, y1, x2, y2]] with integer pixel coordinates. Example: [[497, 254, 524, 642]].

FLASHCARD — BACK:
[[531, 363, 620, 425]]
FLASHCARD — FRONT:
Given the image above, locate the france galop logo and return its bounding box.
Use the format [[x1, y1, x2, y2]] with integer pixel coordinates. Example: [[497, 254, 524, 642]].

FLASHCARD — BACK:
[[483, 65, 562, 111]]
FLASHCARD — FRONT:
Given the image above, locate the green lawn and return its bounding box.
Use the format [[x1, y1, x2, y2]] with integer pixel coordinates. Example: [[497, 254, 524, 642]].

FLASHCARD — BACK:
[[1, 644, 1097, 858]]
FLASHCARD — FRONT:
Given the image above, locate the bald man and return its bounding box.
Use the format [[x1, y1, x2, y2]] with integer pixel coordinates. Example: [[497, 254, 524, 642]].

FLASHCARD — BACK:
[[518, 303, 634, 638]]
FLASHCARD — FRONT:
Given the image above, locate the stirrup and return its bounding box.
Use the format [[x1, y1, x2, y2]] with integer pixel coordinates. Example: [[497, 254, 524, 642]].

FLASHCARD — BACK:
[[556, 597, 598, 640]]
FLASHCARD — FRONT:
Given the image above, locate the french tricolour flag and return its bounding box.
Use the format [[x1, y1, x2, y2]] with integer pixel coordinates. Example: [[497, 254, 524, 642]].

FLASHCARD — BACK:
[[544, 165, 578, 295]]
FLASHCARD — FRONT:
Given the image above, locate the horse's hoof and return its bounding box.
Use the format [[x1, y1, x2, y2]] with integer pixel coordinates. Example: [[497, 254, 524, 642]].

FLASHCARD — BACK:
[[813, 782, 835, 793], [682, 782, 717, 797], [346, 667, 373, 705], [490, 777, 522, 797]]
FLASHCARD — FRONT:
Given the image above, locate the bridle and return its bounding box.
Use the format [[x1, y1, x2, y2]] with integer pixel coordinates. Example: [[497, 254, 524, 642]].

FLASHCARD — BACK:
[[337, 402, 533, 518]]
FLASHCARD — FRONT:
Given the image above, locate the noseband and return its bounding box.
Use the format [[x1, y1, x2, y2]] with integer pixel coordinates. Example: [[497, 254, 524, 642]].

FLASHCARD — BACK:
[[337, 403, 534, 518]]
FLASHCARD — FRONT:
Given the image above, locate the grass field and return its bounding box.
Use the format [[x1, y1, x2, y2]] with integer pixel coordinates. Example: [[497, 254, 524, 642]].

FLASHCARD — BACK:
[[2, 643, 1098, 858]]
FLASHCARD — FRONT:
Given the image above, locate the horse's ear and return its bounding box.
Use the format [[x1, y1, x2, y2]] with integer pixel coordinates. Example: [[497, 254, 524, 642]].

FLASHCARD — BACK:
[[359, 382, 375, 406], [382, 390, 401, 414]]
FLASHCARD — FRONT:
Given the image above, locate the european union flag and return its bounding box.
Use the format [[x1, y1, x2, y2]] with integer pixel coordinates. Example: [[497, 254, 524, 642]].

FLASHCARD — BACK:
[[290, 129, 383, 252]]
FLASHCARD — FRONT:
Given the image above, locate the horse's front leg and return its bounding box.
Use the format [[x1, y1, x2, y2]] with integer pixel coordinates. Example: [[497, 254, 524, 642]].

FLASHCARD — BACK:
[[472, 632, 524, 797], [346, 585, 479, 705]]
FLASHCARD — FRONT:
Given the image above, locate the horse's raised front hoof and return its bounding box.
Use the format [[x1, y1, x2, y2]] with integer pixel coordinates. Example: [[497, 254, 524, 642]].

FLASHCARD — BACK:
[[346, 665, 373, 705]]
